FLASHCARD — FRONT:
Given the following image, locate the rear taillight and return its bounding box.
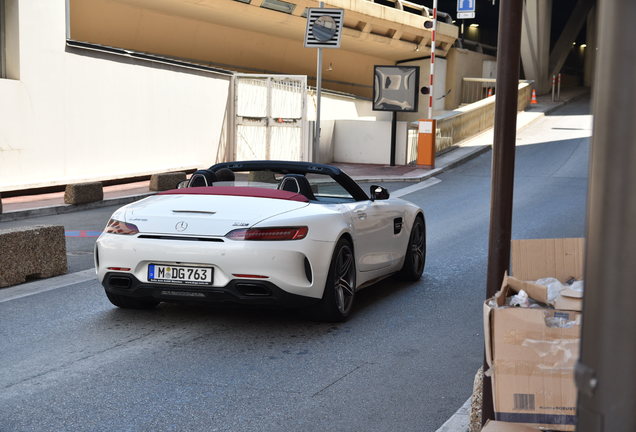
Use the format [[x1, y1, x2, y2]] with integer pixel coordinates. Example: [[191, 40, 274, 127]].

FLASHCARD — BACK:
[[105, 219, 139, 235], [226, 226, 308, 241]]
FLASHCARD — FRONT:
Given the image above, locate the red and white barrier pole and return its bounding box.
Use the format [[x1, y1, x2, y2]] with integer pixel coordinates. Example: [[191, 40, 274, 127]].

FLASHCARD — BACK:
[[557, 73, 562, 101], [427, 0, 438, 120]]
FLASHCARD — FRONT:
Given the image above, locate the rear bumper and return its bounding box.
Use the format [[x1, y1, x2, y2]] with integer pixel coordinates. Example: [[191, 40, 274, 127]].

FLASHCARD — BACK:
[[101, 272, 320, 308], [95, 233, 335, 300]]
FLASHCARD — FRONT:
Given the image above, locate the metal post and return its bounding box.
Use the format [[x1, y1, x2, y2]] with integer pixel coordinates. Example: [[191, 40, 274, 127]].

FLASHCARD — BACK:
[[427, 0, 438, 120], [390, 111, 397, 166], [552, 74, 556, 102], [314, 1, 325, 154], [482, 0, 525, 424], [576, 1, 636, 430], [315, 46, 322, 153], [557, 72, 562, 101]]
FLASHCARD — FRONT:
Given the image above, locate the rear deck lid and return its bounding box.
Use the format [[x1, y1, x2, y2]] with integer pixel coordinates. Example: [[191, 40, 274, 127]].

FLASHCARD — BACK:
[[124, 187, 309, 237]]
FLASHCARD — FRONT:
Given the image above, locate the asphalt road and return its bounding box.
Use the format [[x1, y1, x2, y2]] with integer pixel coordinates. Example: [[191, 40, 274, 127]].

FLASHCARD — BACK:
[[0, 97, 591, 432]]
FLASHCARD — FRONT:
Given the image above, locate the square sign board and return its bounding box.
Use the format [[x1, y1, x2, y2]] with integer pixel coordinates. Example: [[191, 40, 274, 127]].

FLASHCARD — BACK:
[[457, 0, 475, 19], [373, 66, 420, 112], [304, 8, 345, 48]]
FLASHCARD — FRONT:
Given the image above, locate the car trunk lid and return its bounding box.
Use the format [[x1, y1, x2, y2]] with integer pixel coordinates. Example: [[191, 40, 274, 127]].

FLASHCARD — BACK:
[[124, 194, 309, 237]]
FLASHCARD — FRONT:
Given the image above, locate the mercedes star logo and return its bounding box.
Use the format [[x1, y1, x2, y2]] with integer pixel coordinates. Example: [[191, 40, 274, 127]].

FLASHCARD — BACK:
[[175, 221, 188, 232]]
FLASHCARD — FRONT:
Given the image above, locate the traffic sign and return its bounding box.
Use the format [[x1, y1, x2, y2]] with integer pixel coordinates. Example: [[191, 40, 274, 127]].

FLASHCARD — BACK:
[[304, 8, 344, 48], [457, 0, 475, 19]]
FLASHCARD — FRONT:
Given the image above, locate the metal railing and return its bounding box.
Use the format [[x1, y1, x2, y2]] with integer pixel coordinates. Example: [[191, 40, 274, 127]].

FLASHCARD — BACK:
[[461, 78, 497, 104], [405, 81, 533, 164], [367, 0, 454, 23]]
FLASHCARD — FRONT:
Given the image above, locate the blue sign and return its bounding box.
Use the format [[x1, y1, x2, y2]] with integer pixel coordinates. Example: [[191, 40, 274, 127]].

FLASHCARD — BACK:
[[457, 0, 475, 18], [458, 0, 475, 12]]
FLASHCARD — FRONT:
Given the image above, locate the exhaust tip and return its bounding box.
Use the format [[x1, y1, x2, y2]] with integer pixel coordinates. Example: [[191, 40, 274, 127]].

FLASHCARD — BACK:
[[236, 283, 272, 297], [110, 276, 132, 289]]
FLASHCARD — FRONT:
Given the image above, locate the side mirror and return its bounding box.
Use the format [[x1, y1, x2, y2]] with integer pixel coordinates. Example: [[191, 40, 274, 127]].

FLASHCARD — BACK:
[[176, 180, 190, 189], [370, 185, 390, 201]]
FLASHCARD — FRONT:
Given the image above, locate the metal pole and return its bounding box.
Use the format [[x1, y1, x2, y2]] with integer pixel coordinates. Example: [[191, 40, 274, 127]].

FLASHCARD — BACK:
[[390, 111, 397, 166], [315, 46, 322, 153], [314, 1, 324, 154], [427, 0, 438, 120], [576, 1, 636, 430], [557, 72, 562, 101], [482, 0, 524, 425], [552, 74, 556, 102]]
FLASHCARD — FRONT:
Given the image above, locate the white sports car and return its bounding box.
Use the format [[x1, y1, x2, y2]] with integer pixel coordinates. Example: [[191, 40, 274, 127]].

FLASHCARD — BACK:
[[95, 161, 425, 321]]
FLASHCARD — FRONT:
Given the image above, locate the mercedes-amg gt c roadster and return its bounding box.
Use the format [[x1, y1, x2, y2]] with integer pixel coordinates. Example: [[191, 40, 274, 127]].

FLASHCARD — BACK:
[[95, 161, 425, 321]]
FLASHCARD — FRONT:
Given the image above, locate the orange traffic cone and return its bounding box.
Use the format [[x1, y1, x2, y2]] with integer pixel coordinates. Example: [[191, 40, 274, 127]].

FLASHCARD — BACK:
[[487, 88, 493, 97], [531, 89, 538, 104]]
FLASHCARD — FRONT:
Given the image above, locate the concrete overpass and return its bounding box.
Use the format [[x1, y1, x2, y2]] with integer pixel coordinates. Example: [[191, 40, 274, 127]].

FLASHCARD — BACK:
[[69, 0, 459, 98]]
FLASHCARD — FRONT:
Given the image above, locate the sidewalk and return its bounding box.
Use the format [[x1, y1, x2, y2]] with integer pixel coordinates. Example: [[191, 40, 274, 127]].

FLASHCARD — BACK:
[[0, 87, 588, 224]]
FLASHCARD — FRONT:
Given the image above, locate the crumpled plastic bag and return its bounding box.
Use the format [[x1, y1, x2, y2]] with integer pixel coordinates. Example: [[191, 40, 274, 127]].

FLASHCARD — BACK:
[[569, 280, 584, 293], [509, 289, 530, 307], [535, 277, 565, 303]]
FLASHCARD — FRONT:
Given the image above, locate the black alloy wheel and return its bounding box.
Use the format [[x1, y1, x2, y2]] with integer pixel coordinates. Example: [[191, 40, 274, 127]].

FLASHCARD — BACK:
[[396, 216, 426, 281], [312, 238, 356, 322]]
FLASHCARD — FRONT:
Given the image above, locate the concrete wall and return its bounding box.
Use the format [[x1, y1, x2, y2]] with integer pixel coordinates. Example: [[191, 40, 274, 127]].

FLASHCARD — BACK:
[[333, 120, 408, 165], [394, 58, 448, 123], [308, 92, 392, 122], [0, 1, 231, 192], [445, 47, 497, 110], [309, 92, 395, 165], [435, 82, 532, 153]]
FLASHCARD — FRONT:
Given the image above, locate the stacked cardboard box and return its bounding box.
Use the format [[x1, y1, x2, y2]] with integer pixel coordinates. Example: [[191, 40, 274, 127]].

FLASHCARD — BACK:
[[482, 420, 545, 431], [483, 238, 584, 431]]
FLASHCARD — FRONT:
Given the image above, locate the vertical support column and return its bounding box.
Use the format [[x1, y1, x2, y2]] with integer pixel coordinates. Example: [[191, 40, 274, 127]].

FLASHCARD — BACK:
[[576, 1, 636, 431], [520, 0, 552, 93], [482, 0, 524, 424], [583, 7, 597, 88]]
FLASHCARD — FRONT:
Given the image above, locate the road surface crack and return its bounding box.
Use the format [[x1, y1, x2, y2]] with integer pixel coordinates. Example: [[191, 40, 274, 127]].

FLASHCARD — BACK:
[[312, 363, 366, 397]]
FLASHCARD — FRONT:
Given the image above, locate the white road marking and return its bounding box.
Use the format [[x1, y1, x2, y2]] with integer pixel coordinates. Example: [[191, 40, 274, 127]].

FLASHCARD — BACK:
[[392, 177, 442, 198], [0, 269, 96, 303]]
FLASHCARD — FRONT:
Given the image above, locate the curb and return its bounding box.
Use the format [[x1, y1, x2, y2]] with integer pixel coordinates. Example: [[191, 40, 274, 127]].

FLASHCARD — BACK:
[[0, 268, 96, 303], [0, 147, 490, 221], [0, 193, 154, 223], [349, 145, 492, 184], [435, 397, 471, 432]]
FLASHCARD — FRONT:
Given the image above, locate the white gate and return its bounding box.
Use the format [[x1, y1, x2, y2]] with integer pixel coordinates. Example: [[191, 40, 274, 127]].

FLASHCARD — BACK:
[[234, 74, 308, 161]]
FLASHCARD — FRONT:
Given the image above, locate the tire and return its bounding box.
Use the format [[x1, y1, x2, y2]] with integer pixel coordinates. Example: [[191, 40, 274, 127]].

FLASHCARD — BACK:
[[396, 215, 426, 281], [105, 290, 159, 309], [311, 238, 356, 322]]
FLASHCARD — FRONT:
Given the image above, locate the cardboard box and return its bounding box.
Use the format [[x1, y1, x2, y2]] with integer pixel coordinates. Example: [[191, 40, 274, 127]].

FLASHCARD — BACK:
[[482, 420, 542, 431], [504, 238, 584, 312], [484, 238, 584, 431]]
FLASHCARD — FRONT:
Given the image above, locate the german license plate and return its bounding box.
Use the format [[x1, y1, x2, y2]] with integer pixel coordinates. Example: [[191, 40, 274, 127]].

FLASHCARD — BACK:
[[148, 264, 213, 285]]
